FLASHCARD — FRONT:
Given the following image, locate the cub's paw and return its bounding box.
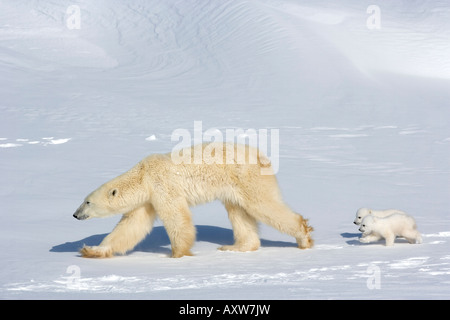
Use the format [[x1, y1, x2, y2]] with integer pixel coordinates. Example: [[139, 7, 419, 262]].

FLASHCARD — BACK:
[[359, 237, 371, 243]]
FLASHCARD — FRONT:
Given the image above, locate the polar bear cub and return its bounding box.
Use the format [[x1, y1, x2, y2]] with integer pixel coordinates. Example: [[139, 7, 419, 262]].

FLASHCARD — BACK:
[[353, 207, 406, 225], [358, 213, 422, 246]]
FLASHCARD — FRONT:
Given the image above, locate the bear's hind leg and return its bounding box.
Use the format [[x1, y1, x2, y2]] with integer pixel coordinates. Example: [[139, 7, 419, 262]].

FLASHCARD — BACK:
[[219, 202, 260, 252], [403, 230, 423, 244], [80, 203, 156, 258], [158, 201, 196, 258], [243, 199, 313, 249]]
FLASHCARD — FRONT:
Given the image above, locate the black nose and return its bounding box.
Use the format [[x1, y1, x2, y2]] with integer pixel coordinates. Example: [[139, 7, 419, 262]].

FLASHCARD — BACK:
[[73, 213, 79, 219], [353, 222, 357, 225]]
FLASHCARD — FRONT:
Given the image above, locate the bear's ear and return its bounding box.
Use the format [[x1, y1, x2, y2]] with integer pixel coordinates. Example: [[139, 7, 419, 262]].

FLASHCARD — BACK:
[[108, 188, 118, 198]]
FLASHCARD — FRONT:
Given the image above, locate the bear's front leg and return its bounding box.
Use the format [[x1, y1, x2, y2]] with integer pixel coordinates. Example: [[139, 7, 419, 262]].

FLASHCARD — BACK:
[[384, 233, 396, 246], [158, 201, 196, 258], [80, 245, 113, 258], [80, 203, 156, 258], [359, 233, 381, 243]]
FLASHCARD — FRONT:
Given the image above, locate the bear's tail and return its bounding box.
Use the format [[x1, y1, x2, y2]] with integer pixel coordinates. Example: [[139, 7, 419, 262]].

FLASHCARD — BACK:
[[257, 153, 271, 168]]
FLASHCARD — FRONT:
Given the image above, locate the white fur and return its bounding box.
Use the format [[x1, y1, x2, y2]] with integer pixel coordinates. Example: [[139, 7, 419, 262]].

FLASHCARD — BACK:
[[358, 213, 422, 246], [353, 207, 407, 225], [73, 143, 313, 258]]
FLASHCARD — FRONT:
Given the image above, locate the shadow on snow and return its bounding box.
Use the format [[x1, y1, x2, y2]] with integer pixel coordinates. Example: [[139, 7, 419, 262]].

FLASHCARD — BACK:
[[50, 225, 297, 255], [340, 232, 413, 246]]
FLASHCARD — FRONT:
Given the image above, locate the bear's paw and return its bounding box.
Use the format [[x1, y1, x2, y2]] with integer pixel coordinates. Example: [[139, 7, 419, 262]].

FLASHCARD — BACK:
[[80, 245, 113, 258]]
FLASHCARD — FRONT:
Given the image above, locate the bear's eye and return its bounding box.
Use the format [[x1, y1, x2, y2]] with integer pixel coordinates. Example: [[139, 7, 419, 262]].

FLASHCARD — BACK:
[[362, 224, 365, 227], [109, 189, 118, 197], [86, 201, 91, 205]]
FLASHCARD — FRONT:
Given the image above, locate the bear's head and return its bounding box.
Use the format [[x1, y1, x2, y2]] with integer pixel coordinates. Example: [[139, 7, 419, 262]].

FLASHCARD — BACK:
[[358, 215, 377, 235], [353, 207, 372, 225], [73, 186, 121, 220], [73, 169, 148, 220]]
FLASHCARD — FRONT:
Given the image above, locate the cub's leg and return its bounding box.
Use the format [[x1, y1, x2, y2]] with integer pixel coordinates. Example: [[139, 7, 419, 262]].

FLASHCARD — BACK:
[[403, 229, 423, 244], [359, 233, 382, 243], [157, 201, 196, 258], [219, 201, 260, 252], [81, 203, 156, 258], [243, 198, 313, 249], [384, 232, 396, 246]]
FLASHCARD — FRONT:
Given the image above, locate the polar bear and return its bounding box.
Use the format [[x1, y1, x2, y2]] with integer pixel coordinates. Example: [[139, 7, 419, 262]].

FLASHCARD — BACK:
[[353, 207, 407, 225], [73, 142, 313, 258], [358, 214, 422, 246]]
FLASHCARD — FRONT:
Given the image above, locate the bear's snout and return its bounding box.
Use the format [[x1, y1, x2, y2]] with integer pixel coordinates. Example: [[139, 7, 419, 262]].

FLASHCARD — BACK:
[[73, 208, 88, 220], [73, 212, 88, 220]]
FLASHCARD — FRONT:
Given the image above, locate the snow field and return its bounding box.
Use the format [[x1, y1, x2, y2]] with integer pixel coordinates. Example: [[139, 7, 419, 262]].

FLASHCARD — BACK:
[[1, 0, 449, 299]]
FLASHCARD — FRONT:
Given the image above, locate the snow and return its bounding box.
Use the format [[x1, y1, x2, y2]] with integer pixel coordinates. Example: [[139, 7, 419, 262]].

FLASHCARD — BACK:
[[1, 0, 449, 299]]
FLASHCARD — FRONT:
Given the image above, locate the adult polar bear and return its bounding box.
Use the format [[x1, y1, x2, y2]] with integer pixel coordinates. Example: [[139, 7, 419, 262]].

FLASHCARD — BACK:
[[73, 142, 313, 258]]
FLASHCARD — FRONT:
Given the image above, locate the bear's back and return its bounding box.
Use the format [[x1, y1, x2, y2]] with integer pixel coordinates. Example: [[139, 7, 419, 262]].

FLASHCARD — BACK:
[[380, 213, 416, 232]]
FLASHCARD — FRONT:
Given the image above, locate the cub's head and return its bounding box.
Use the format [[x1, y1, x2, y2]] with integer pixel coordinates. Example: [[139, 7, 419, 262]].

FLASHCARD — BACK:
[[358, 215, 376, 235], [353, 207, 372, 225]]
